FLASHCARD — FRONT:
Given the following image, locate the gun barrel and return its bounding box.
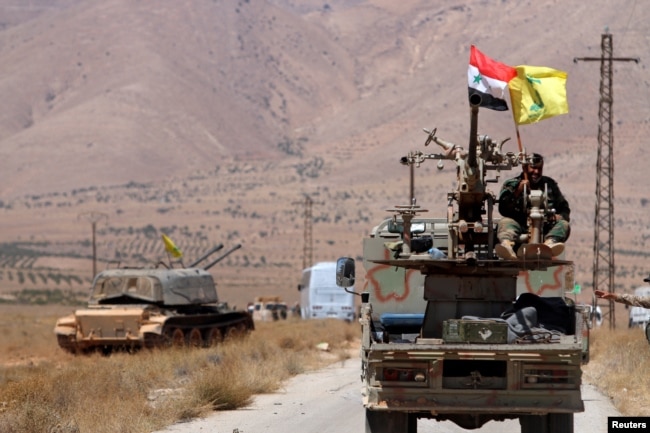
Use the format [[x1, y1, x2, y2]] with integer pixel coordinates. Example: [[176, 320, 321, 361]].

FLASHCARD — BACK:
[[189, 244, 224, 268], [468, 94, 481, 168], [203, 244, 242, 270]]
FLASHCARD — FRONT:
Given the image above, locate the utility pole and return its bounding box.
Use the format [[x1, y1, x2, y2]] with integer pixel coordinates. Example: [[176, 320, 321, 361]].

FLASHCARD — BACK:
[[78, 211, 108, 278], [574, 32, 639, 329], [292, 195, 323, 271]]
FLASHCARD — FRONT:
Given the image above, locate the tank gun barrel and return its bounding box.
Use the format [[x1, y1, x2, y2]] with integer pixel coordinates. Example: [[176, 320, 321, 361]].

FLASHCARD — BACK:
[[189, 244, 224, 268], [203, 244, 242, 270]]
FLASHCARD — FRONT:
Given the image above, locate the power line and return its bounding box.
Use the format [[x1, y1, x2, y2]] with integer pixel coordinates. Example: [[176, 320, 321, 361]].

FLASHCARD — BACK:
[[78, 211, 108, 278], [574, 32, 639, 329], [292, 195, 323, 271]]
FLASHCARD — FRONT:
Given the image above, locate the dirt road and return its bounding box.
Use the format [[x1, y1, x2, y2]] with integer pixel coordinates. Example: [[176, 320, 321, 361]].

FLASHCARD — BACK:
[[154, 356, 620, 433]]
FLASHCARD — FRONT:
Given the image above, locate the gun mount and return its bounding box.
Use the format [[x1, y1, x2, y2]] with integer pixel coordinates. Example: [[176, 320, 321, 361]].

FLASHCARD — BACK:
[[400, 97, 525, 261], [204, 243, 242, 270], [188, 243, 224, 267]]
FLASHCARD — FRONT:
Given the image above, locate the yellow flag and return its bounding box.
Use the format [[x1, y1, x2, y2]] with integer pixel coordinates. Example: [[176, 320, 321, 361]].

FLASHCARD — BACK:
[[508, 65, 568, 125], [161, 234, 183, 258]]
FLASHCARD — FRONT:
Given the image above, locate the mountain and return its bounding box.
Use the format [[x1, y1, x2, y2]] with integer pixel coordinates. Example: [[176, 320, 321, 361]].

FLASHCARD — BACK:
[[0, 0, 648, 310]]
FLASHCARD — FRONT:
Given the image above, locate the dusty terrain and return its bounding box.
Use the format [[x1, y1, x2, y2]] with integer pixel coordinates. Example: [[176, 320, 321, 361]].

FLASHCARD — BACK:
[[0, 0, 648, 309]]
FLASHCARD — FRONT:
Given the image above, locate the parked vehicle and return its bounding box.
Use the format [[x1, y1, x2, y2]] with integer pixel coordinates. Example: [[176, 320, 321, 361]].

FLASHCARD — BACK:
[[298, 261, 355, 322], [251, 296, 288, 322]]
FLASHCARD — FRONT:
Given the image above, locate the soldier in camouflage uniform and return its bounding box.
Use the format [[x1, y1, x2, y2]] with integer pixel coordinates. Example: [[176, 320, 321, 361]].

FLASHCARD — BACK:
[[595, 276, 650, 308], [495, 153, 571, 260]]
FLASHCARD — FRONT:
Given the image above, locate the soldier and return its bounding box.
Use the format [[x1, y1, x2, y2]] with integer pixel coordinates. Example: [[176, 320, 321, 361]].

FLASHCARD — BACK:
[[595, 276, 650, 308], [495, 153, 571, 260]]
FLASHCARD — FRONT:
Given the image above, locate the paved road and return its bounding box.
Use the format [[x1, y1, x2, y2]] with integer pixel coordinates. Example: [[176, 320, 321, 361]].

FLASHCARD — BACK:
[[154, 357, 620, 433]]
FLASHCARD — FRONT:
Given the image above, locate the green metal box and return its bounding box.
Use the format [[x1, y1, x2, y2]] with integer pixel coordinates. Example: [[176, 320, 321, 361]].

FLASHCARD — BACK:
[[442, 319, 508, 344]]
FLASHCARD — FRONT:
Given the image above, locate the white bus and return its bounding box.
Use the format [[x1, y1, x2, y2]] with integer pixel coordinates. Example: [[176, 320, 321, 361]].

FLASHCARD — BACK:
[[298, 261, 355, 322]]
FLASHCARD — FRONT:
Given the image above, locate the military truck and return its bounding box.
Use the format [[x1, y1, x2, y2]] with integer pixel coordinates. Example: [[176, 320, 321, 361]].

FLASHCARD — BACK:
[[54, 244, 254, 354], [336, 96, 589, 433]]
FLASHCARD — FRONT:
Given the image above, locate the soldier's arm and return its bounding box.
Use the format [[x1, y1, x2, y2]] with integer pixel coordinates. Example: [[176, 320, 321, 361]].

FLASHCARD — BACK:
[[619, 293, 650, 309], [597, 290, 650, 308], [497, 179, 522, 218]]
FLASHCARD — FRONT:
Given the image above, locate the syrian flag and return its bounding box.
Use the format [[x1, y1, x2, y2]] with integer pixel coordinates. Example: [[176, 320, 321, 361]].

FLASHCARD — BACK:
[[468, 45, 517, 111]]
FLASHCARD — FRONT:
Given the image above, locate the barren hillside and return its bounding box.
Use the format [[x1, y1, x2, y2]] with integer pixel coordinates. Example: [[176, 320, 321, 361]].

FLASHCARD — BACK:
[[0, 0, 648, 310]]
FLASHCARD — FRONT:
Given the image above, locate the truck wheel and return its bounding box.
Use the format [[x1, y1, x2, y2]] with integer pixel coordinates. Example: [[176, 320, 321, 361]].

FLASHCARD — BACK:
[[521, 413, 572, 433], [520, 415, 547, 433], [365, 410, 416, 433], [645, 322, 650, 344], [548, 413, 573, 433]]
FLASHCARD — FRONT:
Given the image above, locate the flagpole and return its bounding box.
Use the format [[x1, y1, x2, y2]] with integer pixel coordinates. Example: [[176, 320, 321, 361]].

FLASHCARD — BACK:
[[514, 123, 529, 182]]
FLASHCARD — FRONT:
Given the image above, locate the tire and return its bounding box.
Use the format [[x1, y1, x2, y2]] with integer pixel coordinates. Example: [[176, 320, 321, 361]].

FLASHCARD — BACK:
[[520, 415, 548, 433], [520, 413, 573, 433], [548, 413, 573, 433], [365, 410, 416, 433], [645, 322, 650, 344]]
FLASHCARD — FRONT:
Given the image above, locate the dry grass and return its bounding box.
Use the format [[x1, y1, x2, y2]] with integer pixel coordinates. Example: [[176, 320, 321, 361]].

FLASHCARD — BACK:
[[0, 305, 358, 433], [4, 304, 649, 431], [583, 326, 650, 416], [0, 305, 73, 366]]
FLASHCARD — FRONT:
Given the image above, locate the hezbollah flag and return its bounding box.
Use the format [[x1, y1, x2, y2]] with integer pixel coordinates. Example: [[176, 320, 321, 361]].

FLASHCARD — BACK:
[[508, 65, 569, 124], [162, 234, 183, 258], [468, 45, 517, 111]]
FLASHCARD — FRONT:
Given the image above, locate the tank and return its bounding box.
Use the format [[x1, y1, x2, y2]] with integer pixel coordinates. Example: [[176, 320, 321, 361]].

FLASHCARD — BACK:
[[54, 244, 254, 354], [336, 95, 589, 432]]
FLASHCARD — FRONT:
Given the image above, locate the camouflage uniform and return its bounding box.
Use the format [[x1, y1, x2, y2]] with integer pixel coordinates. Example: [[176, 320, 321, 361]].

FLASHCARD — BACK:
[[497, 173, 571, 244], [614, 293, 650, 309]]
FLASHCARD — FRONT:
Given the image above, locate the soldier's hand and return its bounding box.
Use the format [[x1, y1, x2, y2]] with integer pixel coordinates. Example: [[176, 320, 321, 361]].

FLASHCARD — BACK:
[[516, 179, 529, 196], [595, 290, 616, 300]]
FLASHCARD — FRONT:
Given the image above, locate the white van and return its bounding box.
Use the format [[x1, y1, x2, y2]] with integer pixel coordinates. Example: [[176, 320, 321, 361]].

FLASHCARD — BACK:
[[298, 262, 356, 322], [628, 286, 650, 328]]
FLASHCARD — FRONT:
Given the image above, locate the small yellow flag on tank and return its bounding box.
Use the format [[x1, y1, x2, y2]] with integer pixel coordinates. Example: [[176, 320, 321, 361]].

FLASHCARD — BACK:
[[162, 234, 183, 258]]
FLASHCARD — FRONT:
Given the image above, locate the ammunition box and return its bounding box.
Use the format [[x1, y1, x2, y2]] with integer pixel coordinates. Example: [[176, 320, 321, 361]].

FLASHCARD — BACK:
[[442, 319, 508, 344]]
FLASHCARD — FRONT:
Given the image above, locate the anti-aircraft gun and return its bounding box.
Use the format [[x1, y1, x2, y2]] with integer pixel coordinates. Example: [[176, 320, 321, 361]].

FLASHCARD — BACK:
[[54, 243, 254, 354], [336, 96, 589, 433]]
